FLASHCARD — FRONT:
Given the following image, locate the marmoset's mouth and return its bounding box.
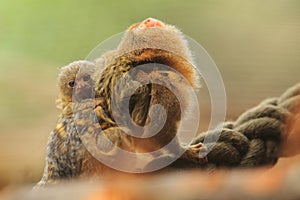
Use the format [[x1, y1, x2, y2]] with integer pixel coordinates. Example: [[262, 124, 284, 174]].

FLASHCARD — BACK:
[[75, 87, 93, 100]]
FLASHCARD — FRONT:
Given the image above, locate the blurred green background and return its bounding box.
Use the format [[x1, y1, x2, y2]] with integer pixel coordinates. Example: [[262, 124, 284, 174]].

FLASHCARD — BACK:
[[0, 0, 299, 188]]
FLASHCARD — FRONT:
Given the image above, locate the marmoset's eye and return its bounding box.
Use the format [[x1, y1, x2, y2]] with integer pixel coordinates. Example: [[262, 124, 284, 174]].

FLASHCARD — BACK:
[[83, 74, 91, 81], [68, 80, 76, 88]]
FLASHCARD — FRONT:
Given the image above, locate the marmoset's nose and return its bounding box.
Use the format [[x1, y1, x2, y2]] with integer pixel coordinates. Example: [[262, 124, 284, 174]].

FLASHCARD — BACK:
[[138, 18, 164, 29]]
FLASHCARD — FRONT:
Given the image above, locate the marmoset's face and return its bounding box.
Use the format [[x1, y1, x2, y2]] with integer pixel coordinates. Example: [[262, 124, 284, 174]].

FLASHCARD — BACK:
[[59, 63, 95, 103], [72, 71, 94, 101]]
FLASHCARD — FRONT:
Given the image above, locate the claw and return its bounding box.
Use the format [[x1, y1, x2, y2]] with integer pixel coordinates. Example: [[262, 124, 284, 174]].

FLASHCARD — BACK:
[[183, 143, 208, 164]]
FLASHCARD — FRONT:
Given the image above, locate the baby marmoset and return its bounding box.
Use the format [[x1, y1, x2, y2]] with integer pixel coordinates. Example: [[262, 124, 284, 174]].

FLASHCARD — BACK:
[[37, 60, 101, 186], [38, 58, 134, 186]]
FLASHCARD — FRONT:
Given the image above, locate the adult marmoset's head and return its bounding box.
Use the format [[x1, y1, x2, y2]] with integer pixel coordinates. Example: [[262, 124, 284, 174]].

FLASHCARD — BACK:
[[118, 18, 193, 62]]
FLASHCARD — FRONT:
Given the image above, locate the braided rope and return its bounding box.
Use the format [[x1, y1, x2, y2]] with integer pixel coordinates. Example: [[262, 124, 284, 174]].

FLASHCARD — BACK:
[[191, 83, 300, 169]]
